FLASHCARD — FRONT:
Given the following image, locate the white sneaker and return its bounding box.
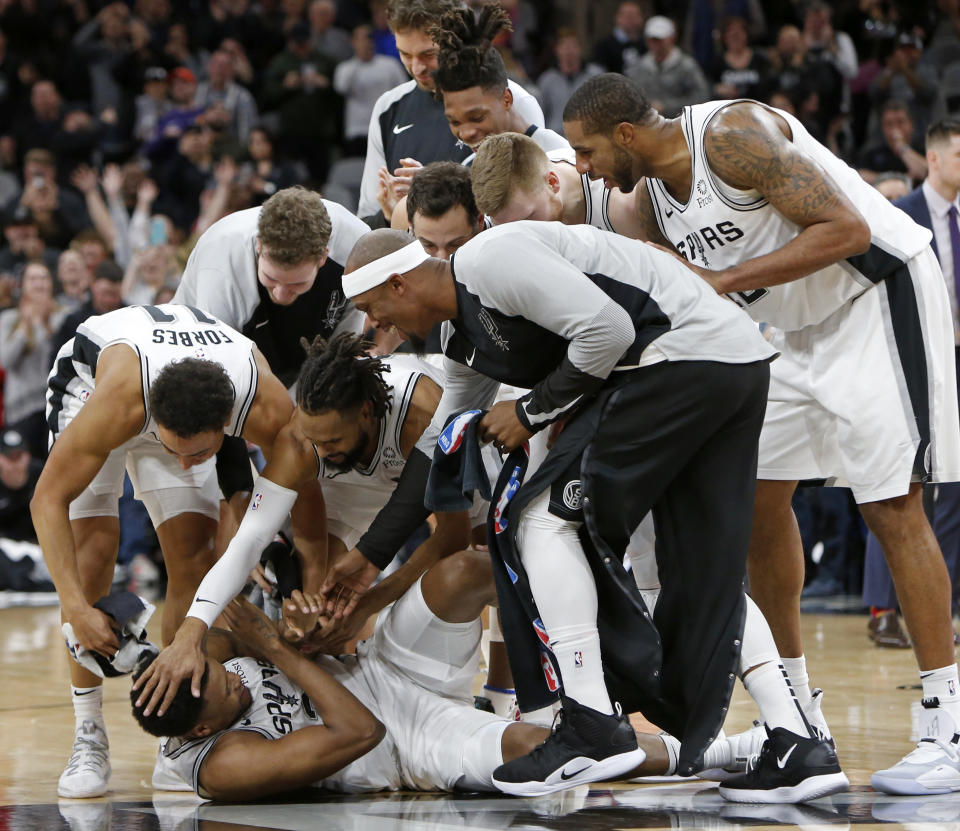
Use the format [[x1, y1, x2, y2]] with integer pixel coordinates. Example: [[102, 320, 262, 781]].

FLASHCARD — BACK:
[[806, 688, 832, 741], [872, 698, 960, 795], [697, 721, 766, 781], [58, 720, 111, 798]]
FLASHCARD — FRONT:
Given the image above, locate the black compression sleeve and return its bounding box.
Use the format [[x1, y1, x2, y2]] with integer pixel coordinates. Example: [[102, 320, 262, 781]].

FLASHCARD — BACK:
[[215, 435, 254, 500], [355, 448, 431, 569]]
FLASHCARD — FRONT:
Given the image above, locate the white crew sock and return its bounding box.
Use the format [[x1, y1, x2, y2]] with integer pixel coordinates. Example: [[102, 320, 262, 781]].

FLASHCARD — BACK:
[[781, 655, 812, 710], [921, 664, 960, 725], [518, 488, 613, 716], [522, 702, 560, 727], [659, 732, 680, 775], [71, 685, 106, 735], [743, 662, 809, 736]]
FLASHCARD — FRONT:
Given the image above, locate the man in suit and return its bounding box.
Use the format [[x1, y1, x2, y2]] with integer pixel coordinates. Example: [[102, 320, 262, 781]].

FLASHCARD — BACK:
[[863, 118, 960, 645]]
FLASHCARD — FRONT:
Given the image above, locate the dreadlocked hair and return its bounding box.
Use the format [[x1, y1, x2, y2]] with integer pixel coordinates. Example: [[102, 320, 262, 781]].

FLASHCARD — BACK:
[[430, 3, 512, 94], [296, 333, 392, 420]]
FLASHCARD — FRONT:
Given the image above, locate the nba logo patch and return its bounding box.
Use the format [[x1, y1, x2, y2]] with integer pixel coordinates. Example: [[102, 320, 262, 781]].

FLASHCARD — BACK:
[[574, 650, 583, 668], [540, 650, 560, 692], [437, 409, 482, 455], [950, 680, 956, 696], [251, 493, 262, 510], [532, 617, 550, 647]]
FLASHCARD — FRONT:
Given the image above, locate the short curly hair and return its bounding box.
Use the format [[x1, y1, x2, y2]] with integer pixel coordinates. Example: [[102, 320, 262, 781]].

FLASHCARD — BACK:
[[130, 653, 210, 738], [563, 73, 654, 136], [149, 358, 236, 437], [257, 186, 331, 266]]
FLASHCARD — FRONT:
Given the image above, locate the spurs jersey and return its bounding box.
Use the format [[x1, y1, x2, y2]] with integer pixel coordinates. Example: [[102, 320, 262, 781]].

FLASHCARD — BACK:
[[645, 100, 934, 331], [154, 655, 404, 795], [318, 355, 442, 535], [547, 147, 615, 231], [47, 304, 258, 440]]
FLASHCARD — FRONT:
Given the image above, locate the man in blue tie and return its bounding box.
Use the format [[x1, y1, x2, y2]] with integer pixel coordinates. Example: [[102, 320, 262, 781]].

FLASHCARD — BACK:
[[863, 118, 960, 645]]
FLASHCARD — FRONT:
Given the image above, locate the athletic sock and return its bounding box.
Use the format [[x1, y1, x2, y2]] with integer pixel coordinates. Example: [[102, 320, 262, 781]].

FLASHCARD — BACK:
[[781, 655, 812, 710], [549, 624, 613, 715], [921, 664, 960, 724], [71, 685, 106, 734], [482, 684, 517, 719], [700, 733, 733, 772], [522, 703, 559, 727], [659, 732, 680, 775], [742, 661, 810, 736]]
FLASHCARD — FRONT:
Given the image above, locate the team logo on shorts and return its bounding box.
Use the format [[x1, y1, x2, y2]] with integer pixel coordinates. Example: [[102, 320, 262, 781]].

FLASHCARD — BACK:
[[251, 493, 262, 510], [540, 650, 560, 692], [562, 480, 582, 511], [477, 309, 510, 351], [574, 650, 583, 667]]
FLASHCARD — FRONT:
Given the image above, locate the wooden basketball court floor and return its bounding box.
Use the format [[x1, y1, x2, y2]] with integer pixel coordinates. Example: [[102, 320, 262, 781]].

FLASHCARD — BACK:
[[3, 601, 960, 831]]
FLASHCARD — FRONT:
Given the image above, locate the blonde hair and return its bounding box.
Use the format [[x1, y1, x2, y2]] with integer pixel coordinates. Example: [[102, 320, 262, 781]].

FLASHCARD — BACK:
[[257, 186, 331, 266], [470, 133, 551, 217]]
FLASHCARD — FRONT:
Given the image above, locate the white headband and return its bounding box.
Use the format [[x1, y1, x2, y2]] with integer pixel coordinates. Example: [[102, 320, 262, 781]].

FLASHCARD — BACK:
[[341, 240, 431, 298]]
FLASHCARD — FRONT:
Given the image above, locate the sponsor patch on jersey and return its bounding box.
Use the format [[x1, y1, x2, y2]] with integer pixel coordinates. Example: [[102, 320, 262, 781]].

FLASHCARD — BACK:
[[437, 409, 482, 455]]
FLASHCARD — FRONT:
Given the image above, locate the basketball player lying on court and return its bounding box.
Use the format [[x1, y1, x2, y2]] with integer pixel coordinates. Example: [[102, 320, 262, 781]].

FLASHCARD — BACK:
[[133, 551, 746, 800]]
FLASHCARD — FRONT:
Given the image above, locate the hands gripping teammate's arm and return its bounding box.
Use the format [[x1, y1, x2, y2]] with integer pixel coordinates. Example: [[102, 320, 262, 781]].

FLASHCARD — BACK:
[[31, 346, 145, 658], [698, 101, 870, 294], [196, 598, 384, 801]]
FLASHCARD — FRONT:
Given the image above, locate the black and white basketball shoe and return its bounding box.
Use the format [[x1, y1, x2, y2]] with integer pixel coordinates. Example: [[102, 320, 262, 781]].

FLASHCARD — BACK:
[[492, 696, 646, 797]]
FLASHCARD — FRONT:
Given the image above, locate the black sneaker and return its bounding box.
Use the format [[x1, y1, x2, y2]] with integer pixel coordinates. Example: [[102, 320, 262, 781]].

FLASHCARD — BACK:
[[491, 696, 646, 796], [718, 725, 849, 804]]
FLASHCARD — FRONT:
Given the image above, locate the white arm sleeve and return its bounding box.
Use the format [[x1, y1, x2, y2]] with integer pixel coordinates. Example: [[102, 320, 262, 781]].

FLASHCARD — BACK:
[[185, 476, 298, 627]]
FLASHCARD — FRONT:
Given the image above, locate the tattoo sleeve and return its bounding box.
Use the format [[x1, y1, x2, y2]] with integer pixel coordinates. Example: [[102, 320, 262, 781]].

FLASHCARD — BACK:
[[703, 103, 844, 228]]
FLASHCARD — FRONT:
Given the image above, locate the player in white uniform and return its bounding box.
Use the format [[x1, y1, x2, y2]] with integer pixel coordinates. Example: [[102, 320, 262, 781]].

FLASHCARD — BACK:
[[173, 186, 369, 388], [35, 303, 313, 799], [137, 553, 735, 801], [562, 75, 960, 796], [134, 333, 473, 719]]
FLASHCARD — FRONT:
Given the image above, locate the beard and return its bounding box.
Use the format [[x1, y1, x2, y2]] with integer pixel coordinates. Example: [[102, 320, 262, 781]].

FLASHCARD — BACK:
[[612, 144, 639, 191], [322, 431, 369, 473], [405, 331, 428, 356]]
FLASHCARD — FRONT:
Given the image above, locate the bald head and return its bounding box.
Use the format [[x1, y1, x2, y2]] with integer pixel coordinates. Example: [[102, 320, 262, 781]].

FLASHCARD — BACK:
[[345, 228, 416, 273]]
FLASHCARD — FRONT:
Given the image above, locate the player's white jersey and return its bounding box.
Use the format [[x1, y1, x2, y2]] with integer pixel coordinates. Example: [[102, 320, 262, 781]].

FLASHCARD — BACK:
[[47, 304, 258, 440], [154, 655, 404, 795], [547, 147, 616, 232], [645, 100, 934, 331], [317, 355, 442, 537]]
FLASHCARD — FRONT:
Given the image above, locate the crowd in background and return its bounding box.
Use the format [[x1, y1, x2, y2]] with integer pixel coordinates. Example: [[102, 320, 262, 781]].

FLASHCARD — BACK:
[[0, 0, 959, 606]]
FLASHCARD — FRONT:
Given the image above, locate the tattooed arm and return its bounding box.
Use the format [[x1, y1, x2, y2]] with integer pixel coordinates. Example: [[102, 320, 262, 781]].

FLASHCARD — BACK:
[[700, 101, 870, 294]]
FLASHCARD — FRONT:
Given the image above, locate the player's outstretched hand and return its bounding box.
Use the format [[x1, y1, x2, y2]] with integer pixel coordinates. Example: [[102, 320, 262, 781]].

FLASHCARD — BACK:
[[319, 548, 379, 619], [132, 617, 207, 717], [306, 606, 367, 656], [280, 589, 323, 642], [221, 596, 283, 661]]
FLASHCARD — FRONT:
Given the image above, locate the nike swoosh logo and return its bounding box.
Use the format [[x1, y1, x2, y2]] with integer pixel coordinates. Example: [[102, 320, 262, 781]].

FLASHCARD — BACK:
[[465, 348, 476, 366], [560, 764, 590, 780], [255, 320, 269, 329], [665, 208, 673, 217], [777, 743, 798, 769], [393, 123, 413, 134], [195, 598, 217, 604], [73, 689, 97, 696]]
